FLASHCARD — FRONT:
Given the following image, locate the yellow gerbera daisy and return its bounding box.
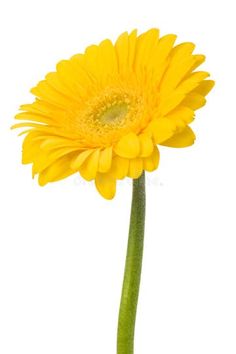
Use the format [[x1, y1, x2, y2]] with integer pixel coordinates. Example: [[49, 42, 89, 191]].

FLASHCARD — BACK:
[[13, 28, 214, 199]]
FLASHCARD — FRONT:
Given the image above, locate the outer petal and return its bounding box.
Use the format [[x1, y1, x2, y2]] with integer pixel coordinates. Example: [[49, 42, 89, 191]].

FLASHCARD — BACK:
[[143, 146, 160, 172], [38, 152, 77, 186], [33, 146, 80, 175], [182, 93, 206, 110], [79, 149, 100, 181], [115, 32, 129, 75], [98, 147, 113, 173], [147, 118, 176, 144], [56, 59, 88, 97], [160, 56, 196, 95], [165, 106, 194, 126], [31, 80, 74, 109], [110, 155, 129, 179], [151, 34, 177, 83], [177, 71, 209, 94], [15, 111, 52, 125], [170, 42, 195, 62], [22, 131, 46, 164], [193, 80, 215, 96], [154, 34, 177, 64], [128, 29, 138, 69], [98, 39, 118, 82], [159, 92, 186, 116], [46, 71, 79, 102], [80, 45, 99, 81], [139, 134, 154, 157], [69, 54, 94, 89], [178, 80, 214, 111], [190, 54, 206, 72], [161, 126, 196, 147], [71, 149, 94, 170], [114, 132, 140, 158], [128, 158, 143, 178], [40, 136, 79, 150], [95, 173, 116, 200], [134, 28, 159, 70]]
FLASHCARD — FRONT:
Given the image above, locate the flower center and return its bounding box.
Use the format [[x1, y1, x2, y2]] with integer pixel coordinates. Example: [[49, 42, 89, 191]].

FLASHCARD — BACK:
[[67, 87, 147, 146], [99, 103, 128, 124]]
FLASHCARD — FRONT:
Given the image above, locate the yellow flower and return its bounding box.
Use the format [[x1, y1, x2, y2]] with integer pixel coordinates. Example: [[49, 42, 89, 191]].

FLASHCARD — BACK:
[[13, 29, 214, 199]]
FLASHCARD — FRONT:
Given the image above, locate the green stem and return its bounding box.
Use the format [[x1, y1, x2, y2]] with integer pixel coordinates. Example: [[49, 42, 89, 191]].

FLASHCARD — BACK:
[[117, 172, 146, 354]]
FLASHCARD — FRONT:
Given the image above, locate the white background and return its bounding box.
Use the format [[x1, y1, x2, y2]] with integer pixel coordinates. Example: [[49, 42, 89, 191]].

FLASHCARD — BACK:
[[0, 0, 235, 353]]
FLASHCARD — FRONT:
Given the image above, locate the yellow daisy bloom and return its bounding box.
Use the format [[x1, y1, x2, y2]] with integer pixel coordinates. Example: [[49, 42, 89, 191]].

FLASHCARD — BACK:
[[13, 28, 214, 199]]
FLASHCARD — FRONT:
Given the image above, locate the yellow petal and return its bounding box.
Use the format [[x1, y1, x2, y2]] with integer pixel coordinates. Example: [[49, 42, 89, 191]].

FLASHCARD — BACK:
[[128, 29, 138, 69], [98, 147, 113, 173], [79, 149, 100, 181], [39, 136, 78, 150], [160, 56, 196, 95], [15, 111, 52, 124], [19, 101, 49, 115], [190, 54, 205, 71], [11, 122, 47, 130], [161, 126, 196, 147], [128, 158, 143, 178], [177, 71, 209, 94], [155, 34, 177, 63], [139, 134, 154, 157], [114, 132, 140, 158], [110, 155, 129, 179], [31, 80, 73, 109], [170, 42, 195, 62], [95, 173, 116, 200], [34, 147, 80, 175], [182, 93, 206, 110], [165, 106, 195, 127], [143, 146, 160, 172], [115, 32, 129, 75], [134, 28, 159, 70], [70, 53, 95, 89], [159, 92, 186, 115], [38, 153, 76, 186], [12, 123, 75, 140], [46, 71, 77, 100], [194, 80, 215, 96], [22, 132, 45, 164], [82, 45, 100, 81], [148, 118, 176, 144], [17, 100, 76, 133], [56, 59, 89, 97], [151, 34, 177, 82], [71, 149, 94, 170], [98, 39, 118, 80]]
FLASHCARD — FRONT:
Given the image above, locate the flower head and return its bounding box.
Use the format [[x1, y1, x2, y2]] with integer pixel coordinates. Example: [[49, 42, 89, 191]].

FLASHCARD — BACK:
[[13, 29, 214, 199]]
